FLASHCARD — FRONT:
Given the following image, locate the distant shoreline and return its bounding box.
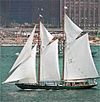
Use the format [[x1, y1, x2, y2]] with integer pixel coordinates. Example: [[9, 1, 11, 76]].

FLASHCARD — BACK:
[[0, 43, 100, 47], [0, 44, 24, 47]]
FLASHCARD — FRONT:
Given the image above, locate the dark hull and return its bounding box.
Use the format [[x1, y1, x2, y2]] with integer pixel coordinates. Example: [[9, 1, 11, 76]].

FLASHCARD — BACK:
[[15, 83, 97, 90]]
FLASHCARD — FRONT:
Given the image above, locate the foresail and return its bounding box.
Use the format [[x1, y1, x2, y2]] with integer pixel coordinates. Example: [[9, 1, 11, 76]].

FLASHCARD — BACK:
[[64, 14, 83, 43], [40, 39, 60, 81], [40, 22, 54, 48], [9, 25, 36, 72], [3, 44, 37, 84], [18, 44, 37, 83], [64, 34, 99, 80]]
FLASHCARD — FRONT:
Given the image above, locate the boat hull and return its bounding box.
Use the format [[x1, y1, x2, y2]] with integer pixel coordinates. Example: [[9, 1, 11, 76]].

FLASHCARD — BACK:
[[15, 83, 97, 90]]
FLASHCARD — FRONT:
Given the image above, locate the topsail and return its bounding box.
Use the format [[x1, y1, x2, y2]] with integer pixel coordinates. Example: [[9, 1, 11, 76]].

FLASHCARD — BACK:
[[64, 14, 83, 43]]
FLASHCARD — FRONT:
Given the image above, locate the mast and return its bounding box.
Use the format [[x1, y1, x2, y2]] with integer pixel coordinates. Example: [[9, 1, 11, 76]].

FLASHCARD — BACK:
[[38, 15, 43, 83], [62, 1, 68, 80], [62, 0, 65, 80], [38, 16, 40, 83]]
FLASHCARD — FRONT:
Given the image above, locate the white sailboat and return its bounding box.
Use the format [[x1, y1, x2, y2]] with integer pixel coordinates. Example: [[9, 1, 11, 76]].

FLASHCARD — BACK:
[[3, 15, 99, 90]]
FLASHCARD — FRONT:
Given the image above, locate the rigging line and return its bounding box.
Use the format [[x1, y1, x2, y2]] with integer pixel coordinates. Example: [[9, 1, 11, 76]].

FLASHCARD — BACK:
[[47, 37, 56, 46]]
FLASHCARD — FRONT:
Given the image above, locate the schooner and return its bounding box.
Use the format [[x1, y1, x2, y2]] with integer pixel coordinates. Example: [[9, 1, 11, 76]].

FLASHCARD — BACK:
[[3, 14, 99, 89]]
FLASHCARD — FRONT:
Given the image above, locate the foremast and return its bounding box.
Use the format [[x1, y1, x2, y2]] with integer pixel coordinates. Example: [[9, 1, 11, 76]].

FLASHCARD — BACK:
[[37, 15, 43, 83]]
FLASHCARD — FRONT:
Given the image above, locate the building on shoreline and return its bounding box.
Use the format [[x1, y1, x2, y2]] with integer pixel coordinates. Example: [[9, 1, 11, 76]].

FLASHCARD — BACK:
[[60, 0, 100, 34], [1, 0, 100, 46], [0, 0, 10, 27], [0, 27, 100, 46], [0, 0, 60, 28], [0, 0, 100, 35]]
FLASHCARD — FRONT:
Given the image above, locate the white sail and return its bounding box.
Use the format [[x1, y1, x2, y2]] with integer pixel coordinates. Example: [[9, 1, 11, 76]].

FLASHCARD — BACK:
[[40, 39, 60, 81], [64, 14, 83, 43], [9, 25, 36, 72], [64, 34, 99, 80], [3, 45, 37, 84], [40, 22, 54, 48]]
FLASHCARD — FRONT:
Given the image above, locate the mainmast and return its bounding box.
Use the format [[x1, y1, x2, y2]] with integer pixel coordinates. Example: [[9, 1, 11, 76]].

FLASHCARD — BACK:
[[38, 16, 40, 83], [62, 0, 68, 80], [62, 0, 65, 80]]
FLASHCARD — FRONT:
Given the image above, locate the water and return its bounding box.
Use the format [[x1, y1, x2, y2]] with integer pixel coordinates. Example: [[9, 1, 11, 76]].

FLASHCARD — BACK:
[[0, 46, 100, 102]]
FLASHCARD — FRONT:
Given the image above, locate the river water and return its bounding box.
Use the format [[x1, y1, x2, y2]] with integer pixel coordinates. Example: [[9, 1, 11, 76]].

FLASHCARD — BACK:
[[0, 46, 100, 102]]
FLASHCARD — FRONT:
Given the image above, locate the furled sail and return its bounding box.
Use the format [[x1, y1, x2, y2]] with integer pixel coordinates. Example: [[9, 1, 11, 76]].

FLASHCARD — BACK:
[[9, 25, 36, 72], [40, 22, 54, 48], [64, 14, 83, 43], [40, 39, 60, 81], [64, 34, 99, 80], [3, 44, 37, 84]]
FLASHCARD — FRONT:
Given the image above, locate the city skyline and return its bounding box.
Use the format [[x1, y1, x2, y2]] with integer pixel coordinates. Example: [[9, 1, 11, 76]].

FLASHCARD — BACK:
[[63, 0, 100, 32], [0, 0, 100, 34], [0, 0, 60, 27]]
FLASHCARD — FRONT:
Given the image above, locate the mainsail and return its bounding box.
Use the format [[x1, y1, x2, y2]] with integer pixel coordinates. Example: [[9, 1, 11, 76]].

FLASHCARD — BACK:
[[3, 44, 37, 84], [64, 14, 83, 43], [64, 34, 99, 80], [9, 25, 36, 72]]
